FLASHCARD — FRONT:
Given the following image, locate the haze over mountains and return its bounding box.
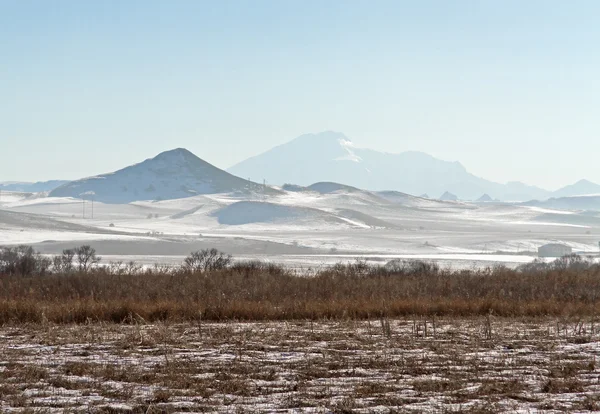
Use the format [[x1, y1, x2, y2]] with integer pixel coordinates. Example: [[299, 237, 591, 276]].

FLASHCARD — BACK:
[[228, 131, 552, 201], [5, 131, 599, 204]]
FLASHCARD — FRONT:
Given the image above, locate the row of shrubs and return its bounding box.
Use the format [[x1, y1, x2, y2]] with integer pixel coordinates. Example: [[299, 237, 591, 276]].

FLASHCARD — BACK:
[[0, 245, 234, 276], [0, 245, 101, 276], [1, 244, 598, 277], [1, 245, 600, 321]]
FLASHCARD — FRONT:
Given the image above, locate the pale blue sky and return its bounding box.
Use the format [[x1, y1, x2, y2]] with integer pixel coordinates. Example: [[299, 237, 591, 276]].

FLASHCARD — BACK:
[[1, 0, 599, 189]]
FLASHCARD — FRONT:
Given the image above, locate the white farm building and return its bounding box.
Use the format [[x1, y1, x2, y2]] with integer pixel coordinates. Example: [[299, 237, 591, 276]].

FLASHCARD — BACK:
[[538, 243, 572, 258]]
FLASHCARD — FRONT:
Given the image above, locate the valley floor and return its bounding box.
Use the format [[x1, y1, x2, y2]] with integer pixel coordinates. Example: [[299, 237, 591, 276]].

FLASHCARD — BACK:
[[3, 190, 600, 270], [1, 318, 600, 413]]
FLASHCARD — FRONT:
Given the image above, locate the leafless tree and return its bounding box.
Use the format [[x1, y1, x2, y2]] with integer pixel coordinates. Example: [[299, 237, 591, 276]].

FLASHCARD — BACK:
[[75, 245, 101, 272], [183, 248, 232, 273], [52, 249, 75, 273], [0, 245, 51, 276]]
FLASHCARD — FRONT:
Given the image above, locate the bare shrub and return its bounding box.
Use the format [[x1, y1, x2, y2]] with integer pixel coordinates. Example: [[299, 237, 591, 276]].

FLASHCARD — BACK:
[[183, 248, 231, 273], [384, 259, 440, 275], [52, 249, 75, 273], [551, 254, 595, 271]]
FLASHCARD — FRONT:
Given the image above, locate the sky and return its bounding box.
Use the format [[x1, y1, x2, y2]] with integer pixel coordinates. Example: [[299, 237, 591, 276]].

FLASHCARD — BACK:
[[1, 0, 599, 190]]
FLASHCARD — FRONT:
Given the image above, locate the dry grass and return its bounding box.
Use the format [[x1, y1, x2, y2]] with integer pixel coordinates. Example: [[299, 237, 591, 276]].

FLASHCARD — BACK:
[[2, 256, 600, 411], [0, 258, 600, 328], [0, 318, 599, 412], [1, 260, 600, 323]]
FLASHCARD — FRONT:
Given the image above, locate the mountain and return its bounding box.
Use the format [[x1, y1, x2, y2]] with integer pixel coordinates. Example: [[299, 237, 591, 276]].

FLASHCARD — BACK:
[[228, 131, 549, 201], [439, 191, 458, 201], [477, 194, 493, 202], [0, 180, 69, 193], [551, 179, 600, 198], [49, 148, 278, 203], [524, 195, 600, 212]]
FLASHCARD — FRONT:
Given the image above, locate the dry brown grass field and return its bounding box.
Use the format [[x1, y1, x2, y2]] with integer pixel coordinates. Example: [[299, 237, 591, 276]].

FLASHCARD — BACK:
[[2, 253, 600, 412], [1, 255, 600, 323]]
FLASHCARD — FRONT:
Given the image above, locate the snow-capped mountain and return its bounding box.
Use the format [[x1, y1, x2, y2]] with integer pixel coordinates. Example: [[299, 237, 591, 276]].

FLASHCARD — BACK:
[[227, 131, 549, 201], [49, 148, 277, 203]]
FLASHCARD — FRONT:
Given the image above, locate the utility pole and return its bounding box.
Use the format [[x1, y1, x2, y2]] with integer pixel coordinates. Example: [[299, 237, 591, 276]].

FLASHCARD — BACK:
[[80, 191, 95, 220]]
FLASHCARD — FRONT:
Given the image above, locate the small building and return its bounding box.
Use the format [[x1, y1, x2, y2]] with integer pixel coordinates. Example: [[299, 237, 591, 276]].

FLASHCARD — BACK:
[[538, 243, 572, 258]]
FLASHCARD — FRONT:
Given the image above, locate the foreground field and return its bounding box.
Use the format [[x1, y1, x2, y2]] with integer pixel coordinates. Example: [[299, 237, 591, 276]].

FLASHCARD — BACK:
[[1, 318, 600, 413]]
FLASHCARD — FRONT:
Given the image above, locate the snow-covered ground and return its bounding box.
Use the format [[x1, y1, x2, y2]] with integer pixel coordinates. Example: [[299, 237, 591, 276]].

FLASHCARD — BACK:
[[2, 188, 599, 268], [2, 319, 600, 412]]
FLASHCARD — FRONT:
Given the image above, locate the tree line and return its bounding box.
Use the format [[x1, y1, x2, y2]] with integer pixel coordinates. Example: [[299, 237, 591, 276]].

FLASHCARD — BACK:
[[0, 245, 232, 276]]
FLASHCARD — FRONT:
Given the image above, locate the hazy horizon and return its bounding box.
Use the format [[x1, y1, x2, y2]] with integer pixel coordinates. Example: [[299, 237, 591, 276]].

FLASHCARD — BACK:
[[2, 0, 599, 189]]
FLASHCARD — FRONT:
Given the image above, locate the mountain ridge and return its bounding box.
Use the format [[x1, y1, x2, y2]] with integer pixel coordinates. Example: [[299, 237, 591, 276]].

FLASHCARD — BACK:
[[228, 131, 549, 201], [0, 180, 69, 193], [551, 179, 600, 198]]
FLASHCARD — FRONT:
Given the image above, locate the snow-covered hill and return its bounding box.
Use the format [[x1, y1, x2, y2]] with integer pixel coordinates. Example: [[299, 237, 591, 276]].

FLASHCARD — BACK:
[[4, 182, 600, 268], [49, 148, 279, 203]]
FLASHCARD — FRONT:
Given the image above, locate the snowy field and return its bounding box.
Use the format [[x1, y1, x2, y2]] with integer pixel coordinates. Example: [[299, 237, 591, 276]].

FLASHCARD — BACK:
[[1, 189, 600, 269], [1, 318, 600, 412]]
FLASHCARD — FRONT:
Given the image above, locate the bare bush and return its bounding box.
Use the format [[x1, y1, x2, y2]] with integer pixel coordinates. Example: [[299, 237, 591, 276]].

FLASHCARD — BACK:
[[384, 259, 440, 275], [183, 248, 231, 273], [52, 249, 75, 273], [551, 254, 595, 271]]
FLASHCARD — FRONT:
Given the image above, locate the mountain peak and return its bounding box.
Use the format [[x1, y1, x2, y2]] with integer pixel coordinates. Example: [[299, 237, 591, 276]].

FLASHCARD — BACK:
[[50, 149, 275, 203], [289, 131, 350, 146], [152, 147, 197, 161], [298, 130, 347, 139]]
